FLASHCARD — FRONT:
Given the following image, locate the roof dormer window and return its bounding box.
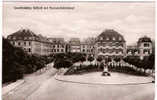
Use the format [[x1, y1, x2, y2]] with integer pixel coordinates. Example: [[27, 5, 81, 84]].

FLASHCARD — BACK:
[[24, 37, 27, 40], [119, 37, 122, 41], [29, 37, 32, 40], [106, 37, 109, 40], [7, 36, 11, 39], [13, 37, 16, 40], [100, 37, 103, 40], [113, 37, 115, 40], [32, 37, 35, 40]]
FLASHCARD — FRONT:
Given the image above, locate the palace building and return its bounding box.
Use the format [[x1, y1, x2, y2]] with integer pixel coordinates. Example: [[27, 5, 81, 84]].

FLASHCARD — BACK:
[[69, 38, 81, 53], [126, 36, 153, 59], [95, 29, 126, 59], [127, 46, 139, 56], [7, 29, 52, 56], [7, 29, 153, 59], [80, 42, 95, 56], [138, 36, 153, 58], [48, 38, 66, 54]]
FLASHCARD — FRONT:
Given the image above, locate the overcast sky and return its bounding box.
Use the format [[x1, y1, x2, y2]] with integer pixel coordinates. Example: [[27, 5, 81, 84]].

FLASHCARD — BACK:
[[3, 2, 155, 45]]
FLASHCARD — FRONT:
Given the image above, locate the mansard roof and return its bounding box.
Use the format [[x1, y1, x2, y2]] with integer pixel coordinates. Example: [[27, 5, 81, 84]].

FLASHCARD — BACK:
[[97, 29, 125, 42], [8, 29, 38, 38], [69, 38, 80, 45], [138, 36, 152, 43], [7, 29, 51, 43], [7, 29, 40, 41]]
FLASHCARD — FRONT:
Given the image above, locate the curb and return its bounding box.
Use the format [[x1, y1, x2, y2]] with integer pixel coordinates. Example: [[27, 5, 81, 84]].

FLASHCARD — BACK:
[[54, 74, 154, 86], [2, 80, 25, 96]]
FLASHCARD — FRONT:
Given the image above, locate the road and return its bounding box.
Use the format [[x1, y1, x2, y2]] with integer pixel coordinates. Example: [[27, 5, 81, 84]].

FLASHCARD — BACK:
[[2, 65, 57, 100], [26, 74, 154, 100], [3, 67, 154, 100]]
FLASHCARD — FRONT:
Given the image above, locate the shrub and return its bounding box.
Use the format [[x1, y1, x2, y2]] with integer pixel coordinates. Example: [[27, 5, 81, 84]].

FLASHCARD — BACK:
[[2, 38, 53, 83]]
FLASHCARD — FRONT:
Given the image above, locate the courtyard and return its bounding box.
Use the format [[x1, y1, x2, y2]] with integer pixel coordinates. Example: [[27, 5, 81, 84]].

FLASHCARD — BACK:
[[27, 71, 154, 100], [56, 72, 154, 85]]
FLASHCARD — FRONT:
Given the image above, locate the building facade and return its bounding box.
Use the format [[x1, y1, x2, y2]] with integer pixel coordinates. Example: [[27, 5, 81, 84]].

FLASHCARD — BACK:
[[80, 42, 95, 56], [48, 38, 66, 54], [69, 38, 81, 53], [7, 29, 52, 56], [126, 46, 140, 57], [126, 36, 153, 59], [95, 29, 126, 59], [7, 29, 153, 59]]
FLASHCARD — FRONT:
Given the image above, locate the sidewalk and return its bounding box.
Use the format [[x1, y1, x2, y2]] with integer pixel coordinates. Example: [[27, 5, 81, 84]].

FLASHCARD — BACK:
[[2, 62, 56, 99], [2, 80, 25, 95]]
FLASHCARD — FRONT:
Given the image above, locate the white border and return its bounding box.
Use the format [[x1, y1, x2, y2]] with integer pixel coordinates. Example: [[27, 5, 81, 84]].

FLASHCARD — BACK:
[[0, 0, 2, 100], [1, 0, 156, 2], [0, 1, 156, 100]]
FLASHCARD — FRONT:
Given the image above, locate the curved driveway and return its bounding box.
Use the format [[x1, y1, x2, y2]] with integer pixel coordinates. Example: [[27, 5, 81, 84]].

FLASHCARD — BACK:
[[26, 72, 154, 100]]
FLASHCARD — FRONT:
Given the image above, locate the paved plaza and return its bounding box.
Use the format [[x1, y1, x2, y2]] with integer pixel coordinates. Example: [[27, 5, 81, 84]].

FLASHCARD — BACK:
[[26, 72, 154, 100], [56, 72, 154, 85]]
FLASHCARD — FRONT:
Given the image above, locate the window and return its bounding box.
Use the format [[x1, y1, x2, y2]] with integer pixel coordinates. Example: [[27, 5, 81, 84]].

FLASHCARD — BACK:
[[12, 41, 15, 45], [119, 37, 122, 41], [143, 49, 147, 54], [24, 37, 27, 40], [7, 36, 11, 39], [57, 45, 59, 48], [32, 37, 35, 40], [61, 49, 64, 52], [54, 49, 56, 52], [99, 48, 103, 52], [100, 37, 103, 40], [18, 42, 21, 46], [148, 50, 150, 54], [62, 45, 64, 48], [29, 42, 31, 46], [83, 49, 85, 52], [53, 45, 55, 48], [143, 49, 150, 54], [57, 49, 59, 52], [113, 37, 115, 40], [24, 42, 26, 46], [29, 37, 32, 40], [120, 50, 123, 53], [144, 43, 149, 47], [28, 48, 31, 52], [13, 37, 16, 40]]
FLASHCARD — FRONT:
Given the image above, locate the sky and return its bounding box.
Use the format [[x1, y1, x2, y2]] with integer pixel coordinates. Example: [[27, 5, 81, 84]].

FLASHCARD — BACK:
[[3, 2, 155, 45]]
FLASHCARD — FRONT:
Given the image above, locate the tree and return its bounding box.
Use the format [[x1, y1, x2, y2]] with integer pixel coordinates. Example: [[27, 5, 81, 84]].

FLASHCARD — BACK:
[[114, 57, 121, 62], [87, 56, 94, 64], [80, 55, 86, 63], [2, 38, 52, 83], [97, 56, 103, 62], [148, 54, 155, 69], [54, 59, 72, 69]]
